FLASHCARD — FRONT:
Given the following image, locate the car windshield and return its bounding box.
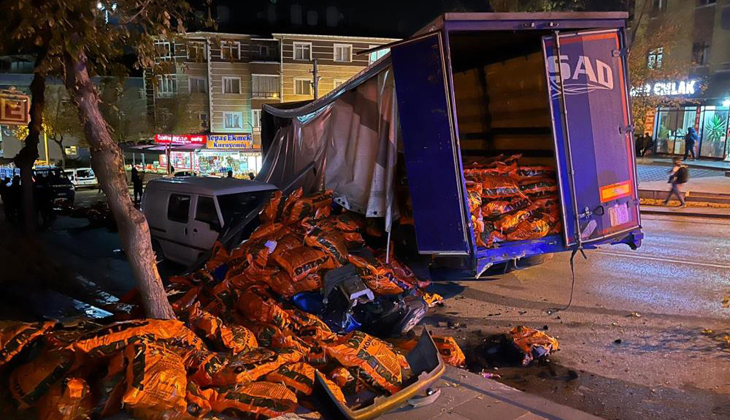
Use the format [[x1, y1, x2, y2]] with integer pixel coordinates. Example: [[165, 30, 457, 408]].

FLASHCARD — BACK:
[[217, 190, 273, 225], [77, 169, 93, 178]]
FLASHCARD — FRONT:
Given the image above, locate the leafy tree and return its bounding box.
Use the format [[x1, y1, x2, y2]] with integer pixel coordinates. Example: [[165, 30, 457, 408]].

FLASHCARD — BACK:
[[2, 0, 208, 319], [628, 0, 696, 141], [98, 78, 148, 144]]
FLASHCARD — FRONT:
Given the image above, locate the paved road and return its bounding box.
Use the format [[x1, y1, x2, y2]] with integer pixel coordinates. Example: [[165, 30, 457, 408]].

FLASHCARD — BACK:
[[427, 213, 730, 420]]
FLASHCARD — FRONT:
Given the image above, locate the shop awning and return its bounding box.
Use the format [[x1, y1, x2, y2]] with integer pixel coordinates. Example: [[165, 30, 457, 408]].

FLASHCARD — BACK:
[[120, 143, 202, 152]]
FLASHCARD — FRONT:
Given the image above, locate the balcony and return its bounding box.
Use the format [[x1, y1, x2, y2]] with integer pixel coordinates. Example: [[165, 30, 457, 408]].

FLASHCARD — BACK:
[[251, 41, 279, 62], [251, 90, 280, 99]]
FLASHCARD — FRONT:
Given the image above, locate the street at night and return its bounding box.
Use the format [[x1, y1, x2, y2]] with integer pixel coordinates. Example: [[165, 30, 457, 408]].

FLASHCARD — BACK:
[[2, 1, 730, 419]]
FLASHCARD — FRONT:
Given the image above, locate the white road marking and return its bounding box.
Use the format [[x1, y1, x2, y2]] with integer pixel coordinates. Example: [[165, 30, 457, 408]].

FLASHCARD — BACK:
[[591, 249, 730, 270]]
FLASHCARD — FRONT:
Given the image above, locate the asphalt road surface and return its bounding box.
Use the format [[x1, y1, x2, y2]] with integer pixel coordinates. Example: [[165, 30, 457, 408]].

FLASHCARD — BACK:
[[426, 213, 730, 420]]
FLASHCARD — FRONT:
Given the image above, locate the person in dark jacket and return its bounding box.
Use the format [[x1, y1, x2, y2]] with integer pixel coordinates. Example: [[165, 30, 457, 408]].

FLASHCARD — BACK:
[[131, 166, 144, 204], [683, 127, 697, 161], [641, 133, 654, 156], [665, 157, 689, 207]]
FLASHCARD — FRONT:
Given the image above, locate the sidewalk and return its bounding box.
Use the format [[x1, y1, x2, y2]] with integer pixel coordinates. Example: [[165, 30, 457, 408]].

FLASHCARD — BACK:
[[637, 156, 730, 171], [640, 203, 730, 218], [380, 366, 602, 420]]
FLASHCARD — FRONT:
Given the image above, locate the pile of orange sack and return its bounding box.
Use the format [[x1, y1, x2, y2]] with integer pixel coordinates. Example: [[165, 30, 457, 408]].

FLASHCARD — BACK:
[[464, 155, 562, 248], [0, 188, 465, 420]]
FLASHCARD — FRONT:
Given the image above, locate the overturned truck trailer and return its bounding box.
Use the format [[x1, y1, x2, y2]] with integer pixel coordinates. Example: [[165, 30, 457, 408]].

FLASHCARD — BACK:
[[260, 12, 643, 277]]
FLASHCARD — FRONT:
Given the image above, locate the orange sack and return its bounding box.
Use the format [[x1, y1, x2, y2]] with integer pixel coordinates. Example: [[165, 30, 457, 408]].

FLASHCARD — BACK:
[[282, 189, 333, 225], [71, 319, 204, 359], [236, 285, 291, 329], [211, 381, 298, 419], [0, 320, 56, 367], [94, 350, 127, 418], [9, 349, 75, 409], [348, 255, 412, 295], [186, 350, 230, 388], [264, 270, 323, 299], [305, 227, 348, 265], [36, 377, 92, 420], [212, 347, 303, 387], [122, 342, 189, 420], [481, 174, 527, 199], [272, 245, 336, 282], [322, 330, 403, 394], [265, 362, 346, 403], [188, 302, 257, 354], [327, 367, 360, 394], [509, 325, 559, 366], [203, 241, 230, 272]]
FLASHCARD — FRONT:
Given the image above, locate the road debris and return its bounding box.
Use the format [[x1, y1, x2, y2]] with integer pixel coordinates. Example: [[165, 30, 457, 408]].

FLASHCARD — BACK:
[[627, 311, 642, 318]]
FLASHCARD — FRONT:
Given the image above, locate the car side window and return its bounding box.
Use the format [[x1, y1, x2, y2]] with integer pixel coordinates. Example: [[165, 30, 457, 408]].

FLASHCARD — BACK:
[[195, 196, 218, 224], [167, 194, 191, 223]]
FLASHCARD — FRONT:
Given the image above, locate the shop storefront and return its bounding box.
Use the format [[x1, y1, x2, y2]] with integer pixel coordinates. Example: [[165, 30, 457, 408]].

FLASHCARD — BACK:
[[643, 75, 730, 160], [125, 133, 263, 177]]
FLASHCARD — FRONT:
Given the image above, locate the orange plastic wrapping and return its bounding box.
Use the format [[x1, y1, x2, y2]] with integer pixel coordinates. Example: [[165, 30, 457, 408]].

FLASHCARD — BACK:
[[433, 336, 466, 367], [511, 165, 555, 181], [264, 271, 323, 299], [188, 303, 257, 354], [226, 240, 272, 282], [36, 377, 92, 420], [186, 350, 229, 388], [247, 323, 312, 354], [236, 285, 291, 329], [305, 227, 348, 265], [283, 189, 333, 224], [71, 319, 203, 359], [9, 349, 75, 409], [185, 382, 217, 418], [481, 175, 527, 199], [203, 241, 230, 272], [272, 245, 335, 282], [270, 232, 304, 260], [509, 325, 559, 365], [327, 367, 360, 394], [211, 381, 298, 419], [94, 350, 127, 418], [265, 362, 346, 403], [0, 320, 56, 367], [422, 292, 444, 308], [261, 190, 288, 223], [211, 347, 303, 387], [122, 342, 189, 420], [322, 331, 403, 394], [348, 255, 413, 295], [505, 217, 551, 241]]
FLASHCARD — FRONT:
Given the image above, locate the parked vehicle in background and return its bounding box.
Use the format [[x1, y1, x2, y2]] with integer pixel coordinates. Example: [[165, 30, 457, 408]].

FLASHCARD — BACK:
[[141, 176, 278, 266], [65, 167, 98, 189], [33, 166, 75, 205]]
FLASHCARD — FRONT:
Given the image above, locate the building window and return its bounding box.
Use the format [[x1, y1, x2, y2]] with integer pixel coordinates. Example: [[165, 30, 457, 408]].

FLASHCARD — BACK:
[[647, 47, 663, 69], [334, 79, 347, 89], [252, 75, 280, 98], [65, 146, 78, 157], [189, 77, 207, 94], [293, 42, 312, 61], [692, 42, 710, 66], [157, 75, 177, 98], [698, 0, 716, 6], [221, 41, 240, 60], [187, 41, 207, 61], [369, 46, 389, 64], [252, 109, 262, 131], [294, 78, 312, 96], [155, 40, 173, 60], [333, 44, 352, 62], [198, 112, 209, 130], [222, 77, 241, 94], [223, 112, 243, 130]]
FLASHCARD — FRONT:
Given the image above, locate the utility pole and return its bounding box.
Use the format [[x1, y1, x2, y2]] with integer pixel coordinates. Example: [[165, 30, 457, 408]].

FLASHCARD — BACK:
[[311, 59, 320, 99]]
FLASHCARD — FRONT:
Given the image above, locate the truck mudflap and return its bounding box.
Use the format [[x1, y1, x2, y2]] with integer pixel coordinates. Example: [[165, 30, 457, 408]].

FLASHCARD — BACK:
[[312, 331, 445, 420]]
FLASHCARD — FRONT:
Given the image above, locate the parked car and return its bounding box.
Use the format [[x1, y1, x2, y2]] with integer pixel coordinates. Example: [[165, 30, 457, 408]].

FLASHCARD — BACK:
[[141, 176, 278, 266], [65, 167, 98, 189], [33, 166, 75, 205]]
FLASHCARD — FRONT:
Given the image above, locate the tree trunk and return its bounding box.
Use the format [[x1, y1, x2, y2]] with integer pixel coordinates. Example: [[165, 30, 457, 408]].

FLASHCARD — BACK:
[[64, 50, 175, 320], [13, 56, 46, 234], [52, 137, 67, 169]]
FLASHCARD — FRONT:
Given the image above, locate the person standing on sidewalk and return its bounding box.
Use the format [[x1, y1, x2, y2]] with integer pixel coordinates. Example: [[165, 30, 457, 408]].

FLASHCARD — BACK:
[[683, 127, 698, 161], [665, 157, 689, 207]]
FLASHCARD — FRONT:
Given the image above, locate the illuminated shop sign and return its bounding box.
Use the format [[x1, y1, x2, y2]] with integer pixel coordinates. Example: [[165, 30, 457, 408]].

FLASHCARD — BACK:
[[631, 80, 698, 97]]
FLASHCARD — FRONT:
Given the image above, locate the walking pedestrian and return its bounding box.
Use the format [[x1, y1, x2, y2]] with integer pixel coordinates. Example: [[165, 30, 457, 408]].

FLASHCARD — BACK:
[[665, 157, 689, 207], [635, 134, 643, 157], [683, 127, 697, 161], [248, 172, 255, 180], [131, 166, 144, 204], [0, 177, 9, 221], [227, 170, 233, 178]]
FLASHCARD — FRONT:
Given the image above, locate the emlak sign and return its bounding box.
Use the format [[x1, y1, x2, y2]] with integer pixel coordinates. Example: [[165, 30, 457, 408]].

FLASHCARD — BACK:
[[630, 80, 698, 97]]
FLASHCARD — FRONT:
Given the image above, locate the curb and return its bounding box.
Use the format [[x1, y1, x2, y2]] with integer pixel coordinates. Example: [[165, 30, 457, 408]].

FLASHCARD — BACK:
[[637, 159, 730, 172], [640, 207, 730, 219]]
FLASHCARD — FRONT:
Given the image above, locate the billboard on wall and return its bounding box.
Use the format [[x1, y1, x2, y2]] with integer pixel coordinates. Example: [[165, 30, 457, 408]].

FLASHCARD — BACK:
[[0, 92, 30, 126], [154, 134, 207, 145], [206, 133, 253, 150]]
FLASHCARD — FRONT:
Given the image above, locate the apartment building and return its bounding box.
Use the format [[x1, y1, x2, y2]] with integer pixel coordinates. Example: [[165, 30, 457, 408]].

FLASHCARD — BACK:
[[145, 31, 396, 176], [633, 0, 730, 159], [272, 33, 397, 102]]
